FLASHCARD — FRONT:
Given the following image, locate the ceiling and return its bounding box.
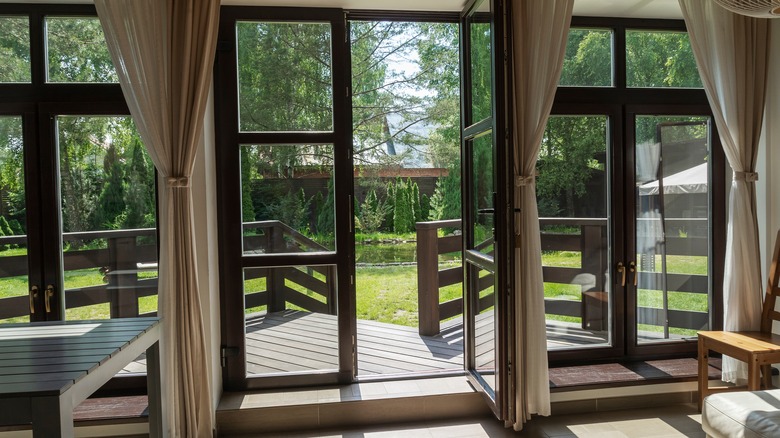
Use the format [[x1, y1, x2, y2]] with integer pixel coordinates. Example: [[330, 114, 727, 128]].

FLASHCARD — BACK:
[[220, 0, 684, 19], [0, 0, 684, 19]]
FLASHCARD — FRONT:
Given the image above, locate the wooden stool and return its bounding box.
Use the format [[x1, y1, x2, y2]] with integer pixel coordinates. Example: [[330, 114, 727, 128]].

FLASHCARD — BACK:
[[697, 229, 780, 409]]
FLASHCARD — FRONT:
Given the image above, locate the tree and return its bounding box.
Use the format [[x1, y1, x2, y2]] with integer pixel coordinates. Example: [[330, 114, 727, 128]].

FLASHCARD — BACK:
[[240, 147, 256, 223], [358, 189, 387, 233], [316, 178, 335, 237], [46, 17, 117, 83], [430, 165, 461, 222], [539, 28, 703, 218], [92, 143, 125, 229], [0, 17, 31, 82], [537, 116, 606, 217], [123, 137, 155, 229]]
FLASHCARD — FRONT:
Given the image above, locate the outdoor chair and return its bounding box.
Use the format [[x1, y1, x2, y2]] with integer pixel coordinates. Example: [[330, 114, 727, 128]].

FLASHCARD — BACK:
[[697, 229, 780, 410]]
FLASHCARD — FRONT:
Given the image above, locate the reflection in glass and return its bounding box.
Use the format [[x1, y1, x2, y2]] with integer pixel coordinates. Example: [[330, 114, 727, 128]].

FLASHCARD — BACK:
[[46, 17, 118, 83], [635, 116, 710, 343], [57, 116, 158, 321], [244, 265, 339, 376], [240, 144, 335, 254], [473, 265, 495, 390], [471, 133, 494, 256], [0, 117, 28, 323], [559, 28, 613, 87], [469, 14, 492, 123], [538, 115, 611, 350], [237, 22, 333, 132], [0, 17, 31, 83], [626, 30, 702, 88]]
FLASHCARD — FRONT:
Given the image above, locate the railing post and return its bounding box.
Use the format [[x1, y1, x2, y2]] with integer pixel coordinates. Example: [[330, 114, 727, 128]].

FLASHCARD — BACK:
[[417, 222, 440, 336], [266, 224, 286, 312], [108, 236, 139, 318], [326, 265, 337, 315]]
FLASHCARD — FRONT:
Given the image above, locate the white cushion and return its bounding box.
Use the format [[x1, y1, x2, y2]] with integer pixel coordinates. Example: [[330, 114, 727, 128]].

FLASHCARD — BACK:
[[703, 389, 780, 438]]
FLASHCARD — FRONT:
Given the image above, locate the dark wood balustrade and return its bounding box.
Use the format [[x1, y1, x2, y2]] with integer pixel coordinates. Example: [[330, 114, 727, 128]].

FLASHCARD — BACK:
[[242, 221, 336, 315], [0, 228, 158, 321], [416, 217, 709, 336]]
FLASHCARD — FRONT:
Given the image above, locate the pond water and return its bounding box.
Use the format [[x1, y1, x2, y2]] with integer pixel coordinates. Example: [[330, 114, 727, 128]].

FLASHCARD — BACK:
[[355, 242, 461, 264]]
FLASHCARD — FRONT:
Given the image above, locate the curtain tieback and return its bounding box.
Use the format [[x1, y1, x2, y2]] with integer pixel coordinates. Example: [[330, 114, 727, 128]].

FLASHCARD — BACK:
[[515, 174, 536, 187], [734, 171, 759, 183], [167, 176, 190, 188]]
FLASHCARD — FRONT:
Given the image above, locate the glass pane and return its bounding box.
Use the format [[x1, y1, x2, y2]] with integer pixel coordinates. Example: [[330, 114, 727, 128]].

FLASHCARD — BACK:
[[241, 144, 334, 254], [538, 115, 611, 350], [626, 30, 702, 88], [472, 264, 495, 390], [469, 10, 492, 123], [471, 133, 494, 256], [0, 17, 31, 83], [635, 115, 710, 343], [244, 265, 339, 376], [46, 17, 118, 83], [57, 116, 158, 321], [559, 28, 613, 87], [0, 116, 28, 323], [236, 22, 333, 132]]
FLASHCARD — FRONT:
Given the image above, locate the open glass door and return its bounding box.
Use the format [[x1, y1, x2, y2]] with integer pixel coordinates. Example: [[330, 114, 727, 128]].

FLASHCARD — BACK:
[[461, 0, 511, 420]]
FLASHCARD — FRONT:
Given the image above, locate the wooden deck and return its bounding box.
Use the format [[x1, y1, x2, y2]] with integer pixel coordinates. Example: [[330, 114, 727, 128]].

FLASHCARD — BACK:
[[121, 311, 608, 376], [243, 310, 608, 376]]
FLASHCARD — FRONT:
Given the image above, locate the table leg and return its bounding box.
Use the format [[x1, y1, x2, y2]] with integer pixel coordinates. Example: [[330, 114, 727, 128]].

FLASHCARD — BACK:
[[31, 395, 73, 438], [147, 340, 162, 438]]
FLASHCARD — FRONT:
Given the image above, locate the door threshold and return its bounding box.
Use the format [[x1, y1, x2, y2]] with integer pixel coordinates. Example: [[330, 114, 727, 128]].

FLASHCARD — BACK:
[[217, 376, 491, 435]]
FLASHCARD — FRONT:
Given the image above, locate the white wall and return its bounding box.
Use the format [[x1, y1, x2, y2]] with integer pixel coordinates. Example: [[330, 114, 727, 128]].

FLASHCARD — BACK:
[[758, 20, 780, 289], [192, 85, 223, 421]]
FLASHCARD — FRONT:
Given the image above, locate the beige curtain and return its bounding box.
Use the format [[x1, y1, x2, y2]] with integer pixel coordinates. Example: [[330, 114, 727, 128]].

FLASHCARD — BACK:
[[678, 0, 770, 383], [509, 0, 573, 431], [95, 0, 219, 435]]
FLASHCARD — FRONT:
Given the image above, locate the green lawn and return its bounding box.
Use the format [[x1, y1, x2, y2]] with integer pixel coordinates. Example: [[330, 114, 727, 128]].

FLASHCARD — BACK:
[[0, 247, 710, 336]]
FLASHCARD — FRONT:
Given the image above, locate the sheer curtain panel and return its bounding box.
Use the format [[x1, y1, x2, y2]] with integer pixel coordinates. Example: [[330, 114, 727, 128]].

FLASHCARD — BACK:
[[95, 0, 219, 435], [679, 0, 770, 383], [508, 0, 573, 430]]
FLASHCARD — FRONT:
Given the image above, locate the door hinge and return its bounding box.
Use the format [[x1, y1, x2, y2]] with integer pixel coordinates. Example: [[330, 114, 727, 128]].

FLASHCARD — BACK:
[[221, 346, 239, 367]]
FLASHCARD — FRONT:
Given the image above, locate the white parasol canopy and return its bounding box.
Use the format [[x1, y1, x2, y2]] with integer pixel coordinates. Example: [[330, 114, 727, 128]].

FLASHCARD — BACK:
[[638, 162, 708, 195]]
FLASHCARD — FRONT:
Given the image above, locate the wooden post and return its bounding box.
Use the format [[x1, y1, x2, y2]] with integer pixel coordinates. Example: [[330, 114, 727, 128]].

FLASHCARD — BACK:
[[417, 222, 440, 336], [108, 236, 139, 318], [266, 224, 286, 313], [326, 265, 337, 315]]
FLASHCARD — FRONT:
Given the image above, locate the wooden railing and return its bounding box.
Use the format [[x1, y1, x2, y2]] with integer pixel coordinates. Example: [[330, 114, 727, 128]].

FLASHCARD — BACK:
[[242, 220, 336, 315], [416, 219, 493, 336], [0, 228, 158, 321], [416, 219, 463, 336], [416, 217, 709, 336]]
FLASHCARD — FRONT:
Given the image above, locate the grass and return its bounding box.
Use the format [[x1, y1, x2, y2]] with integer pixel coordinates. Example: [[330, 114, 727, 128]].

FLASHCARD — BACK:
[[0, 245, 711, 339]]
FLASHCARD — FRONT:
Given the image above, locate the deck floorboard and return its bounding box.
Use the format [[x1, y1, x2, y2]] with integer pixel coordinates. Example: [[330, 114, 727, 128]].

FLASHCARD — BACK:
[[242, 310, 607, 376]]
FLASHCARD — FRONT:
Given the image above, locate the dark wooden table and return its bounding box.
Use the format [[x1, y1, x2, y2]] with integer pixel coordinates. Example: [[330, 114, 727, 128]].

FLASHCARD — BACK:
[[0, 317, 161, 437]]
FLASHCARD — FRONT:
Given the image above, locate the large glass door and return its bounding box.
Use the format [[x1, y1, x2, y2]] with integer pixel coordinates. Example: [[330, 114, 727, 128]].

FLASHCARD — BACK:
[[216, 8, 354, 389], [542, 22, 722, 364], [461, 0, 511, 419]]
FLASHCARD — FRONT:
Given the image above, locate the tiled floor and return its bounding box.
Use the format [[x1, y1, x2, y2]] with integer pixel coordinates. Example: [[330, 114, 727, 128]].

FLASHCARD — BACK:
[[264, 403, 704, 437]]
